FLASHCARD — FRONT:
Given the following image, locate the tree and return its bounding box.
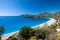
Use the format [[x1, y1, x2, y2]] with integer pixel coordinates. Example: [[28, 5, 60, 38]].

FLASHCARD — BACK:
[[0, 26, 4, 40], [19, 26, 35, 40], [36, 23, 53, 40]]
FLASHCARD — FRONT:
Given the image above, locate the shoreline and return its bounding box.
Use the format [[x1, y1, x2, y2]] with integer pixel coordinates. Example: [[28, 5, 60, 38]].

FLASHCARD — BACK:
[[32, 18, 56, 28], [1, 18, 56, 40], [2, 31, 18, 40]]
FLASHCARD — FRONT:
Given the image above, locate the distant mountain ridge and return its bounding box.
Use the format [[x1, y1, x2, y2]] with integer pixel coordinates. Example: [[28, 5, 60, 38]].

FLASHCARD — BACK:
[[22, 11, 60, 20]]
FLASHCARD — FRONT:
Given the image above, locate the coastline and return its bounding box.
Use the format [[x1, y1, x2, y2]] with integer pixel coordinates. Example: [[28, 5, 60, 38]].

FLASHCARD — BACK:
[[32, 18, 56, 28], [2, 31, 18, 40], [1, 18, 56, 40]]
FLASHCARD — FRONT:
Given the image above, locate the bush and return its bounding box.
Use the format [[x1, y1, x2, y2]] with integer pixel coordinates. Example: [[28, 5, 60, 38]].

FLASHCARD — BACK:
[[30, 36, 37, 40], [7, 37, 18, 40], [0, 26, 4, 40], [56, 32, 60, 40], [20, 36, 26, 40], [34, 23, 54, 40], [47, 33, 56, 40], [7, 37, 14, 40], [19, 26, 35, 39]]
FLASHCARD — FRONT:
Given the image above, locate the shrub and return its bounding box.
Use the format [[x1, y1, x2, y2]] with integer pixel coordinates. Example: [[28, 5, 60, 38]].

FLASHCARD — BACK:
[[0, 26, 4, 40], [7, 37, 18, 40], [56, 32, 60, 40], [19, 26, 35, 39], [7, 37, 14, 40], [20, 36, 26, 40], [30, 36, 37, 40]]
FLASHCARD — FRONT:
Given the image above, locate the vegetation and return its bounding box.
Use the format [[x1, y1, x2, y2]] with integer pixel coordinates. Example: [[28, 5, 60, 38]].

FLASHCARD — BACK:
[[30, 36, 37, 40], [23, 14, 40, 18], [56, 32, 60, 40], [19, 26, 35, 40], [38, 12, 60, 20], [35, 24, 56, 40], [20, 36, 26, 40], [7, 37, 18, 40], [7, 23, 58, 40], [23, 11, 60, 21], [0, 26, 4, 40]]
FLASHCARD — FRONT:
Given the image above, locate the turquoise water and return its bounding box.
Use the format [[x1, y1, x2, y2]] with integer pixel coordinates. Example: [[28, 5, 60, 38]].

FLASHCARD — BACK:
[[0, 16, 50, 34]]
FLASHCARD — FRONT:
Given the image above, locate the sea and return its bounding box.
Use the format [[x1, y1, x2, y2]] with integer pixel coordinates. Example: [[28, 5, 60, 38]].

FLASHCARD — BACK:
[[0, 16, 50, 34]]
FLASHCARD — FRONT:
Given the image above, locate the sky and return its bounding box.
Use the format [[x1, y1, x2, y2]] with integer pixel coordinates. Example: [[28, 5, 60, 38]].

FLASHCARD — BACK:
[[0, 0, 60, 16]]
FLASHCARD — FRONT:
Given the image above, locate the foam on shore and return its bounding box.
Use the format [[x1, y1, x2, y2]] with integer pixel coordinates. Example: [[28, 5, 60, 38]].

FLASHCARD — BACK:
[[1, 18, 56, 40]]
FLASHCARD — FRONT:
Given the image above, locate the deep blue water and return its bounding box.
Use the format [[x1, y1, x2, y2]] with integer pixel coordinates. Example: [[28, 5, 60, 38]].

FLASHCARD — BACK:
[[0, 16, 50, 34]]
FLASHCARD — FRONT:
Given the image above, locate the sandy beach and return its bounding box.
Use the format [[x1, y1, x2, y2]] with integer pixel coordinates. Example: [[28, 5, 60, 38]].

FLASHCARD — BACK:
[[32, 18, 56, 28], [1, 18, 56, 40], [1, 31, 18, 40]]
